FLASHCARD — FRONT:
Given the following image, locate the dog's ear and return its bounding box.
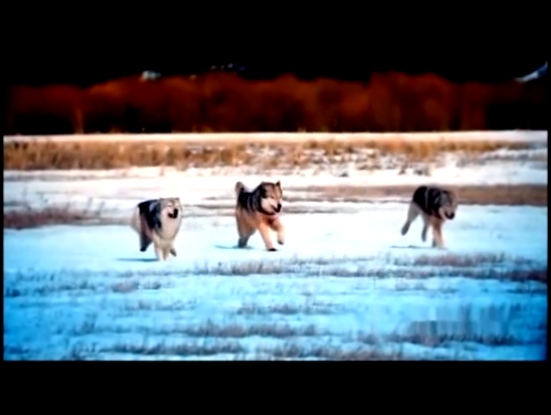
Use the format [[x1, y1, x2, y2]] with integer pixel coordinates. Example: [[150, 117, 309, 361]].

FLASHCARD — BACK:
[[275, 181, 281, 188], [446, 190, 457, 206]]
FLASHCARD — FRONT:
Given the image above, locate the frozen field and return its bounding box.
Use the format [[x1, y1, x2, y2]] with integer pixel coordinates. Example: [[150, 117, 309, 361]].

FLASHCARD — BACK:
[[3, 131, 548, 360], [3, 206, 548, 360]]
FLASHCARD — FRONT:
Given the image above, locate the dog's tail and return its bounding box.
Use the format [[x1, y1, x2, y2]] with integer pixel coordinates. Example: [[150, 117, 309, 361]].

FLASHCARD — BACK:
[[235, 181, 246, 197], [130, 206, 141, 234]]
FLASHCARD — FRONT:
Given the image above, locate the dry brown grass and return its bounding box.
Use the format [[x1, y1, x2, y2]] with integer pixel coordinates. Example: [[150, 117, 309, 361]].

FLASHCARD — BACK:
[[70, 320, 325, 339], [123, 300, 198, 311], [4, 279, 95, 297], [3, 139, 535, 170], [236, 302, 335, 315], [322, 266, 547, 283], [29, 256, 541, 283], [65, 340, 409, 360], [3, 201, 122, 229], [293, 184, 548, 206], [111, 281, 140, 294], [7, 252, 546, 289], [153, 321, 323, 338], [102, 341, 246, 357], [406, 253, 532, 267], [51, 302, 548, 359], [10, 301, 545, 360], [301, 139, 532, 159], [254, 344, 409, 360], [4, 276, 165, 297]]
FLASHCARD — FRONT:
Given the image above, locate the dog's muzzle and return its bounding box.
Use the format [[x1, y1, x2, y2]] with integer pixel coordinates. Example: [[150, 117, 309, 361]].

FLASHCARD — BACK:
[[168, 209, 179, 219], [445, 211, 455, 219], [274, 203, 282, 213]]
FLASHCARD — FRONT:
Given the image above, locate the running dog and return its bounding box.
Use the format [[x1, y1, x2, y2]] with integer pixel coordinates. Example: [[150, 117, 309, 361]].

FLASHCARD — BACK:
[[130, 197, 183, 261], [400, 185, 458, 248], [234, 181, 284, 251]]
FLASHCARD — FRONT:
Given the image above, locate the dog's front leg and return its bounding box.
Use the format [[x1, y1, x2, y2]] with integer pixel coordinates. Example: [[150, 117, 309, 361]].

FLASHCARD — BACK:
[[421, 214, 429, 242], [258, 222, 276, 251], [401, 202, 420, 235], [431, 219, 445, 248], [269, 218, 285, 245], [154, 244, 166, 261]]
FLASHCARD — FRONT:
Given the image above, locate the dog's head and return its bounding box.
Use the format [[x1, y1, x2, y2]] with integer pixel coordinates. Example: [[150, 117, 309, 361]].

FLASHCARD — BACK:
[[259, 181, 283, 214], [159, 197, 182, 220], [438, 190, 458, 220]]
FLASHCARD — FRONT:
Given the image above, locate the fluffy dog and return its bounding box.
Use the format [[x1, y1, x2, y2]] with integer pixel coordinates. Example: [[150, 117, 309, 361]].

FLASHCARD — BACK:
[[234, 180, 284, 251], [400, 185, 458, 248], [130, 197, 183, 261]]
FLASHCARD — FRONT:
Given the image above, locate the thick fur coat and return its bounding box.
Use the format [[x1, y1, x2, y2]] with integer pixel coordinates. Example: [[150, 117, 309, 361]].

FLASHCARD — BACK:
[[130, 197, 183, 261], [234, 181, 284, 251], [400, 185, 458, 248]]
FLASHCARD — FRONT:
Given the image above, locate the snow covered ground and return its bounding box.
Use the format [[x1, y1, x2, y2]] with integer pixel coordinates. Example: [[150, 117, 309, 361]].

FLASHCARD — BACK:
[[3, 206, 548, 360], [3, 131, 548, 360], [3, 144, 548, 218]]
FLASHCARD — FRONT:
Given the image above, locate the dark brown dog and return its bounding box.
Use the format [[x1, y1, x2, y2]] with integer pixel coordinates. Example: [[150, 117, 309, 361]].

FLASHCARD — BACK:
[[401, 185, 458, 248]]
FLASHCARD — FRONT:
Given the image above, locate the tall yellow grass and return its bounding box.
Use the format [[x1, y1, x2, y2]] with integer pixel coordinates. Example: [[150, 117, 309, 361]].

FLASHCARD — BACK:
[[3, 139, 533, 170]]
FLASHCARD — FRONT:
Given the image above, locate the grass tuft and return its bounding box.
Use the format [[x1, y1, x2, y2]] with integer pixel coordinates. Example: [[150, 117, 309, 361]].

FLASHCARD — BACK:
[[8, 300, 546, 360], [111, 281, 139, 294], [105, 341, 246, 357], [156, 321, 323, 338], [3, 199, 122, 229], [404, 253, 532, 267], [236, 302, 335, 315], [255, 344, 408, 360], [6, 256, 545, 285]]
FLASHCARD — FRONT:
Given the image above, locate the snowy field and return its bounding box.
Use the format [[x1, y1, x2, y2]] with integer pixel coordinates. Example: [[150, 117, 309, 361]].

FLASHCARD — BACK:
[[3, 131, 548, 360]]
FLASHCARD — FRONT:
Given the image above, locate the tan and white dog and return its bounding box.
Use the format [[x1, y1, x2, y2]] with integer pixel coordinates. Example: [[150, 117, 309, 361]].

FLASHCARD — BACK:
[[234, 181, 284, 251]]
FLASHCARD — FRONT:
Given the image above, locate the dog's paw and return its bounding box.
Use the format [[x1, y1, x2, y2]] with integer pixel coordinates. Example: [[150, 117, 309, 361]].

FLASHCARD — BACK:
[[267, 247, 277, 252], [140, 247, 146, 252], [400, 225, 408, 235], [277, 239, 284, 245]]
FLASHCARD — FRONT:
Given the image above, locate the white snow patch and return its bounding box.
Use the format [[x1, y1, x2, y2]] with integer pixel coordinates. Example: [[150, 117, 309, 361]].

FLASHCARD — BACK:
[[3, 130, 548, 360]]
